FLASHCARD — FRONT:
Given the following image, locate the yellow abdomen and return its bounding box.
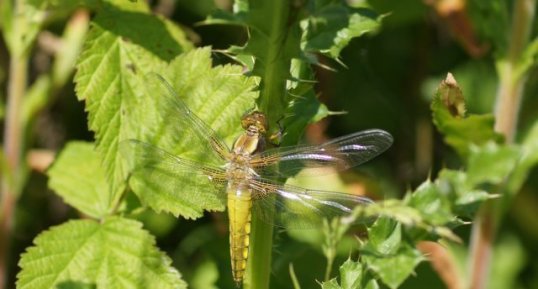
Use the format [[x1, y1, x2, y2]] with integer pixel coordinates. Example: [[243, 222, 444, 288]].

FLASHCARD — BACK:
[[227, 187, 252, 285]]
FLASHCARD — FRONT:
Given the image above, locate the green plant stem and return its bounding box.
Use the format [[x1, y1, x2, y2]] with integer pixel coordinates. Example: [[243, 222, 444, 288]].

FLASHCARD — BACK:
[[468, 1, 536, 289], [0, 48, 28, 289], [254, 0, 293, 129], [289, 263, 302, 289], [493, 0, 536, 142], [244, 1, 295, 289], [324, 251, 335, 282]]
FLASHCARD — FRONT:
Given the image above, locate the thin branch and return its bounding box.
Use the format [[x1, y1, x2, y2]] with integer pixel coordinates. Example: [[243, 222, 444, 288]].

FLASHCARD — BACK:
[[0, 38, 28, 289], [418, 241, 462, 289], [468, 1, 536, 289]]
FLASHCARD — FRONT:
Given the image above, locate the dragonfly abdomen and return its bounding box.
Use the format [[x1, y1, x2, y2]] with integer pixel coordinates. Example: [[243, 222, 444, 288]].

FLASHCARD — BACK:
[[227, 185, 253, 285]]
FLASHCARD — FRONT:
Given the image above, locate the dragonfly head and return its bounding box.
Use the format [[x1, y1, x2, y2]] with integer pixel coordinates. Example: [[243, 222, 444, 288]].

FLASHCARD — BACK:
[[241, 111, 267, 135]]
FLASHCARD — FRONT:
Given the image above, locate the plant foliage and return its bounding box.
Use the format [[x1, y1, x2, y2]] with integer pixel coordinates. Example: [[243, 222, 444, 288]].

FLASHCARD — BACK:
[[4, 0, 538, 289]]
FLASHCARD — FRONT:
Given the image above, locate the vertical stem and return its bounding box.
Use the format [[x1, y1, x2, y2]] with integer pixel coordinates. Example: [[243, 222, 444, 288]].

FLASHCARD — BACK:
[[324, 252, 335, 282], [244, 1, 295, 288], [1, 0, 29, 286], [255, 0, 291, 128], [493, 0, 536, 142], [468, 1, 535, 289], [0, 51, 28, 289]]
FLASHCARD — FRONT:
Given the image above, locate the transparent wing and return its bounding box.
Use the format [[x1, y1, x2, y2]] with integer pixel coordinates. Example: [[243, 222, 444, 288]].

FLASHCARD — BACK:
[[249, 178, 373, 229], [120, 140, 228, 216], [150, 73, 230, 165], [250, 129, 393, 177]]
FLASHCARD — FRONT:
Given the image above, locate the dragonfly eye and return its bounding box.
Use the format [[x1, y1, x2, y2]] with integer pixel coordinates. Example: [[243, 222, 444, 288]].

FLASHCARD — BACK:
[[241, 111, 267, 134]]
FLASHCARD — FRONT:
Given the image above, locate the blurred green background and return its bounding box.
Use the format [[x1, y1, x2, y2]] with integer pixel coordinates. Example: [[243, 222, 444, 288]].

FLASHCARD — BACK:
[[2, 0, 538, 288]]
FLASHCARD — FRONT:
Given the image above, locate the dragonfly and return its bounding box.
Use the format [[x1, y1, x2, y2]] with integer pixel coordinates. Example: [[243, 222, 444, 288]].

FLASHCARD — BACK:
[[121, 74, 393, 286]]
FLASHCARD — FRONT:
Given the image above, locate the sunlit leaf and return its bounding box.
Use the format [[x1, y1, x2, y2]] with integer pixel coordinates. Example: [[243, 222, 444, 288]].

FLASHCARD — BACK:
[[122, 48, 258, 218], [321, 279, 341, 289], [339, 259, 363, 289], [507, 120, 538, 194], [320, 259, 374, 289], [466, 141, 520, 187], [75, 3, 192, 199], [47, 141, 113, 219], [362, 245, 424, 289], [406, 180, 453, 226], [16, 217, 186, 289], [366, 217, 401, 255], [352, 200, 461, 242]]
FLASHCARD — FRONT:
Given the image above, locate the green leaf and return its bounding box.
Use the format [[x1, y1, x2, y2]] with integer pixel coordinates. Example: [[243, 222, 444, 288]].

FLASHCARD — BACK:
[[38, 0, 102, 18], [352, 200, 461, 242], [16, 217, 186, 289], [466, 141, 521, 187], [367, 217, 401, 255], [434, 169, 497, 217], [3, 0, 47, 56], [163, 49, 259, 150], [303, 5, 382, 59], [123, 48, 258, 219], [202, 9, 246, 26], [282, 60, 329, 146], [515, 37, 538, 79], [507, 120, 538, 194], [204, 0, 302, 129], [339, 259, 363, 289], [246, 0, 302, 128], [320, 259, 366, 289], [321, 279, 341, 289], [75, 4, 192, 197], [363, 279, 379, 289], [406, 180, 453, 225], [431, 73, 503, 158], [455, 190, 495, 216], [47, 141, 113, 219], [362, 245, 424, 289]]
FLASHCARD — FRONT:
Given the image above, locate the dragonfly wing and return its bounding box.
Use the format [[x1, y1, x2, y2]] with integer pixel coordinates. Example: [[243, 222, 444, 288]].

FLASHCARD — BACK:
[[249, 178, 373, 229], [150, 73, 230, 165], [121, 139, 228, 218], [251, 129, 393, 177]]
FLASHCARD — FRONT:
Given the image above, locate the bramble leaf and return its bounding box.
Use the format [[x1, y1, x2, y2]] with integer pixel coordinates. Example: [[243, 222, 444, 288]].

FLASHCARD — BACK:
[[16, 217, 186, 289], [75, 2, 192, 199], [47, 141, 114, 218], [123, 48, 258, 219]]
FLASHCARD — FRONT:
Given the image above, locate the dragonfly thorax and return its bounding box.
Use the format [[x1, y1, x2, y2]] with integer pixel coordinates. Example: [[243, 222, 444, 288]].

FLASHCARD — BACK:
[[232, 127, 262, 156]]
